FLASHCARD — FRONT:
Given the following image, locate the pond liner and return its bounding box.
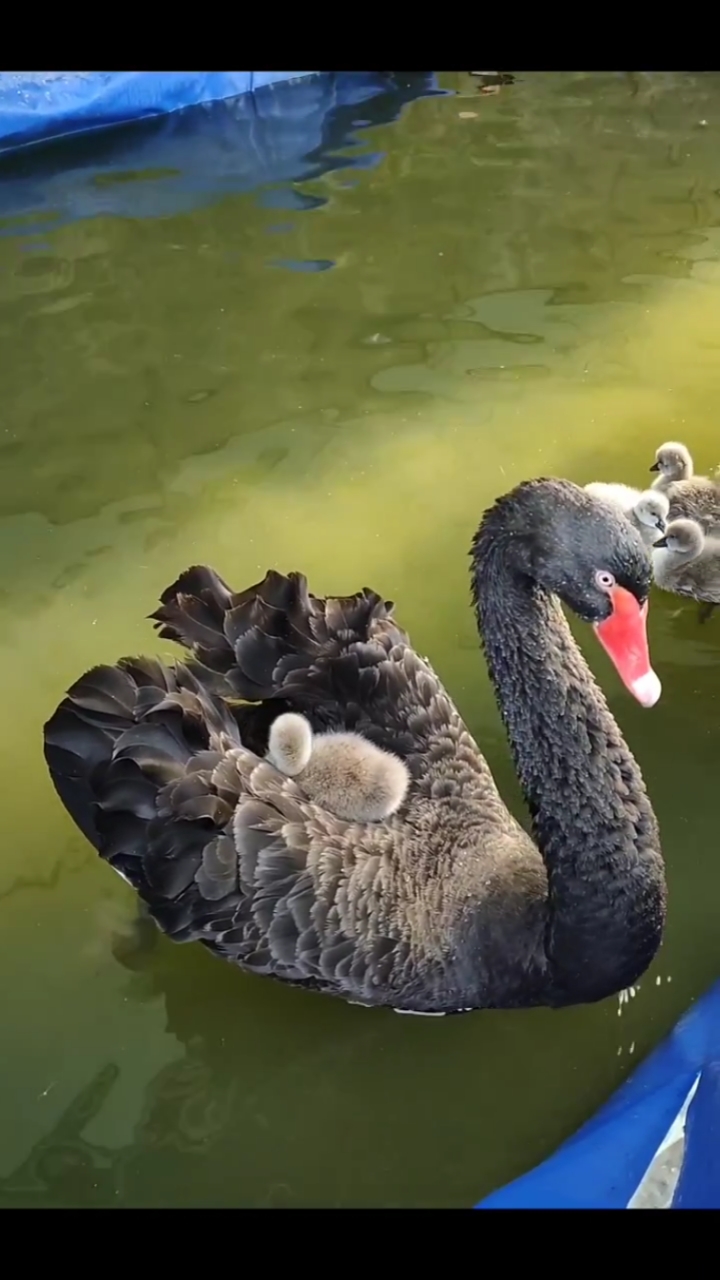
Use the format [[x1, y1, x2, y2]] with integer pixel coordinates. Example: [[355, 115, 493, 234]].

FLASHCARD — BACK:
[[0, 72, 442, 229], [476, 977, 720, 1209]]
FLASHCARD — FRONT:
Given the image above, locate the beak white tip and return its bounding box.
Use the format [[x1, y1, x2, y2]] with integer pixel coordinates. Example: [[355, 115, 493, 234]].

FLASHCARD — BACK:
[[630, 670, 662, 708]]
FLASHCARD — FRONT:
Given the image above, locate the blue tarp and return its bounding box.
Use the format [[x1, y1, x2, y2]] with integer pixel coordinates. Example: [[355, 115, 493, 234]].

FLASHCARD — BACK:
[[476, 978, 720, 1209], [0, 72, 442, 232], [0, 72, 317, 155]]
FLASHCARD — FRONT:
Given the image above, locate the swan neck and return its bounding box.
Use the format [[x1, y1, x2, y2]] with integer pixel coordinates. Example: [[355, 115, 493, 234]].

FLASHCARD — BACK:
[[470, 518, 665, 1002]]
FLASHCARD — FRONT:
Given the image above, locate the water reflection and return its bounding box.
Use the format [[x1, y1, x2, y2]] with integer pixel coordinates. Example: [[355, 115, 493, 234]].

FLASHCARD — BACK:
[[0, 1064, 121, 1206], [0, 72, 442, 229], [116, 947, 387, 1207]]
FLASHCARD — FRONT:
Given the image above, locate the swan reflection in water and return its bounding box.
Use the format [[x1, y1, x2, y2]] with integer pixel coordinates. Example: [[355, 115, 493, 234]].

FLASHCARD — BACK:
[[0, 922, 386, 1208]]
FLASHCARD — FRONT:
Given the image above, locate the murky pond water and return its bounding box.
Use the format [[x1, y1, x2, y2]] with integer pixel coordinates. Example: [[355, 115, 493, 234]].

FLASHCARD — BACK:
[[1, 70, 720, 1206]]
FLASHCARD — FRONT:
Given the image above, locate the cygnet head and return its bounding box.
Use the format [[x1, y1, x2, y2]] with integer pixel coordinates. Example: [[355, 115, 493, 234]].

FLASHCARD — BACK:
[[653, 518, 705, 559], [650, 441, 693, 482], [266, 712, 313, 776], [634, 490, 668, 533]]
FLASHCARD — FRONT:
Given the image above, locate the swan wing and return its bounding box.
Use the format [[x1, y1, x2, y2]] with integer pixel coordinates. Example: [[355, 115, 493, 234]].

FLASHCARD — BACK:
[[149, 565, 497, 799], [43, 657, 454, 1006]]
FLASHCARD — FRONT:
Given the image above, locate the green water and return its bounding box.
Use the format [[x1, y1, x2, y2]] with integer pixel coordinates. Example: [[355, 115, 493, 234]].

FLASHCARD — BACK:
[[1, 70, 720, 1207]]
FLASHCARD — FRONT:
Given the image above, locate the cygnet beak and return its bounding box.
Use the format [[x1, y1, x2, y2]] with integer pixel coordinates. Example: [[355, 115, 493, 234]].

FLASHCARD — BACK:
[[653, 534, 668, 548], [649, 460, 661, 472], [655, 517, 666, 532]]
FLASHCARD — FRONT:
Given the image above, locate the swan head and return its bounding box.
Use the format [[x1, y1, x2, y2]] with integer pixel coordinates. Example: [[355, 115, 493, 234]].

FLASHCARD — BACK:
[[634, 490, 669, 533], [266, 712, 313, 776], [653, 517, 705, 559], [475, 479, 660, 706], [649, 441, 693, 482]]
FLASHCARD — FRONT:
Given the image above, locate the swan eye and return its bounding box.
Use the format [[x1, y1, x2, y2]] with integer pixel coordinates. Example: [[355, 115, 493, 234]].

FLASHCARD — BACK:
[[595, 570, 615, 591]]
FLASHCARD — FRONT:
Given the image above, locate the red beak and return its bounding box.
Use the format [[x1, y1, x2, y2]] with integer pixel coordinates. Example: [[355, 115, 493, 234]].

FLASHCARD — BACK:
[[593, 585, 661, 707]]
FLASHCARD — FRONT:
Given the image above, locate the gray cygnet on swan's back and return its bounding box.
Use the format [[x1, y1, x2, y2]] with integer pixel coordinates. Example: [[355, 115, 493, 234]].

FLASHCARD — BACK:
[[583, 482, 668, 549], [649, 441, 720, 533], [266, 712, 409, 822]]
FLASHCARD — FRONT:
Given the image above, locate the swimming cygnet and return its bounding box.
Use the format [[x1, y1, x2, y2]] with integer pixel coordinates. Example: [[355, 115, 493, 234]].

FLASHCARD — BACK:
[[652, 517, 720, 623], [266, 712, 410, 822], [584, 481, 668, 549], [649, 441, 720, 533]]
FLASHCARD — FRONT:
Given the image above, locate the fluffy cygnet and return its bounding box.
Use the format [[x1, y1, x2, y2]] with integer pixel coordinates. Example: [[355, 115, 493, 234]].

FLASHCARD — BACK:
[[266, 712, 410, 822], [584, 482, 668, 548], [649, 440, 720, 535], [652, 517, 720, 622], [649, 441, 695, 486]]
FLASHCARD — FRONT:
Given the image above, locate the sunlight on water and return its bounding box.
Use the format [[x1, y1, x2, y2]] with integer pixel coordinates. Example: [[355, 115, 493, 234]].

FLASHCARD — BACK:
[[2, 71, 720, 1205]]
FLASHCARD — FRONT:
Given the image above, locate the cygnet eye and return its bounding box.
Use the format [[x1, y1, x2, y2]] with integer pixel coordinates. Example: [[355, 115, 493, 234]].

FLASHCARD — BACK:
[[595, 570, 615, 591]]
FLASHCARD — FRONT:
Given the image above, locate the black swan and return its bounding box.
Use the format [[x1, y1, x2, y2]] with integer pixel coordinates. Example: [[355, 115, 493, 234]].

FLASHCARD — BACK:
[[43, 478, 666, 1014]]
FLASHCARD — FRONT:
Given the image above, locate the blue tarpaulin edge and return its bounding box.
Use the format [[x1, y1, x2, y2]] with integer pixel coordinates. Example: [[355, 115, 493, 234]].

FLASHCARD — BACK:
[[476, 978, 720, 1208], [0, 72, 318, 154], [0, 73, 442, 231]]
